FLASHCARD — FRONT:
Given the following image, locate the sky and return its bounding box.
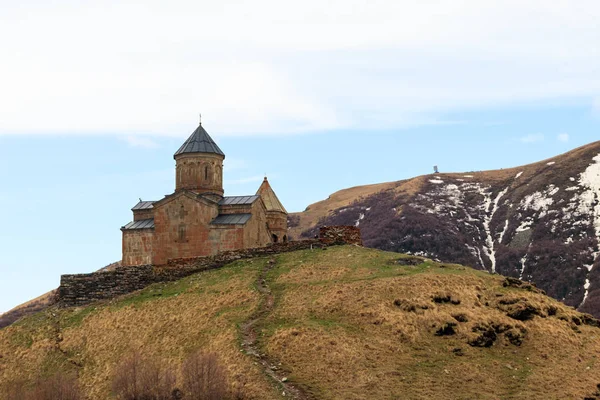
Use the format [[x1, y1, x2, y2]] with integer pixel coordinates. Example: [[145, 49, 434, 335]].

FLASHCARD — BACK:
[[1, 0, 600, 313]]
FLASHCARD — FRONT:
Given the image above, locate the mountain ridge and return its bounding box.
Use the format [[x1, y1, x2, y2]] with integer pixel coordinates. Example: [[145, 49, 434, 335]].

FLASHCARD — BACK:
[[292, 141, 600, 317]]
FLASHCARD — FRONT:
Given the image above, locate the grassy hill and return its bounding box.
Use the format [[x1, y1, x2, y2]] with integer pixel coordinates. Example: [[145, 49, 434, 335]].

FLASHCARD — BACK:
[[2, 246, 600, 399], [289, 141, 600, 318]]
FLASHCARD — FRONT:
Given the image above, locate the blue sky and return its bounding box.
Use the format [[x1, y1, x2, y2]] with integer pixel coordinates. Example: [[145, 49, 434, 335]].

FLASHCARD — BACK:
[[1, 1, 600, 313]]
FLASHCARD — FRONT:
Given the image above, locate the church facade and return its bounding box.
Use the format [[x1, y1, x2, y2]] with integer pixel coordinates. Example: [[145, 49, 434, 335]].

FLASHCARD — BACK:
[[121, 122, 288, 266]]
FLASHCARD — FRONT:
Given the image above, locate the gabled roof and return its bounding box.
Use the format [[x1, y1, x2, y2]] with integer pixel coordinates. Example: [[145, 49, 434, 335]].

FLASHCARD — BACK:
[[211, 214, 252, 225], [152, 189, 220, 209], [219, 195, 259, 206], [122, 219, 155, 230], [256, 177, 287, 214], [132, 200, 155, 210], [174, 123, 225, 158]]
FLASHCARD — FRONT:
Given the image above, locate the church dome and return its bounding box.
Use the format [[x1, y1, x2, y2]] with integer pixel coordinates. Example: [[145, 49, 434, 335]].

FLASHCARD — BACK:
[[174, 122, 225, 159]]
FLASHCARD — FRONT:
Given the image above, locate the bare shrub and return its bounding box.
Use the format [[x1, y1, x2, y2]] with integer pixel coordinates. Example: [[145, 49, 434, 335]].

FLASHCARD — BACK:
[[1, 379, 29, 400], [229, 374, 248, 400], [112, 352, 176, 400], [29, 373, 82, 400], [2, 374, 82, 400], [181, 351, 228, 400]]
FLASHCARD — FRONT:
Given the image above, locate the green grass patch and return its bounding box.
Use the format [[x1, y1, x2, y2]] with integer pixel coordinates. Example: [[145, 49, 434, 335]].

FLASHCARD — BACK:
[[61, 305, 98, 329], [110, 259, 262, 310], [9, 330, 34, 349]]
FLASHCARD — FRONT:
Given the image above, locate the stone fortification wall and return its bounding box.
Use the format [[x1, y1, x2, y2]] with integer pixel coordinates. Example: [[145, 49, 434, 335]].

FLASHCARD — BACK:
[[60, 227, 360, 308], [59, 239, 329, 307], [319, 226, 363, 246], [59, 266, 155, 307]]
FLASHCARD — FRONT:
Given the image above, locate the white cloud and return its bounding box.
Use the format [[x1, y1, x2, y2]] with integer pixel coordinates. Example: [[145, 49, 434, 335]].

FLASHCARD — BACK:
[[120, 136, 160, 148], [557, 133, 570, 142], [520, 134, 545, 143], [1, 1, 600, 136]]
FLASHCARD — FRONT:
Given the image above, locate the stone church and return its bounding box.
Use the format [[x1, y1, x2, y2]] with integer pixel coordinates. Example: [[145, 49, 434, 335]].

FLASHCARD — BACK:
[[121, 122, 288, 266]]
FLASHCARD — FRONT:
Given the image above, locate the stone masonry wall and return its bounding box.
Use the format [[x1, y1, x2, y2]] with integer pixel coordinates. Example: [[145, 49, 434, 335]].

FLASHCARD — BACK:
[[319, 226, 363, 246], [59, 226, 360, 308], [59, 266, 155, 307], [122, 230, 154, 266], [151, 193, 219, 265], [60, 239, 326, 307]]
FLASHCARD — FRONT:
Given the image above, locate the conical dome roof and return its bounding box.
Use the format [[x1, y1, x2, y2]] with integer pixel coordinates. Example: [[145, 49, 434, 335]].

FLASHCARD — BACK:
[[174, 123, 225, 158], [256, 177, 287, 214]]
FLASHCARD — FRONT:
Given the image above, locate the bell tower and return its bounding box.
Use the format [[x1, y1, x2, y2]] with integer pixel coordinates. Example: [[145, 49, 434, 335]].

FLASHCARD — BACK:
[[174, 121, 225, 197]]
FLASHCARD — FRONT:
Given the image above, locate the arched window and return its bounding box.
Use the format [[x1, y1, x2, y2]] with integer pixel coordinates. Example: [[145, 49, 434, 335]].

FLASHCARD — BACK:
[[272, 234, 279, 243], [205, 165, 209, 181], [178, 224, 187, 242]]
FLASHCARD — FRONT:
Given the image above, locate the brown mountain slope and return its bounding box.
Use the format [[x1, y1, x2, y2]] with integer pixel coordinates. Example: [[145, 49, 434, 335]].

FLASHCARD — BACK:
[[0, 291, 57, 329], [289, 181, 399, 236], [292, 141, 600, 318], [2, 246, 600, 399], [0, 261, 121, 329]]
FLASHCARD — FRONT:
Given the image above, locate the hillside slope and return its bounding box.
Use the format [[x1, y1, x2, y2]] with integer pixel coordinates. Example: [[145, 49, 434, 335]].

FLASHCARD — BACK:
[[0, 291, 57, 329], [2, 246, 600, 399], [0, 261, 121, 329], [292, 141, 600, 317]]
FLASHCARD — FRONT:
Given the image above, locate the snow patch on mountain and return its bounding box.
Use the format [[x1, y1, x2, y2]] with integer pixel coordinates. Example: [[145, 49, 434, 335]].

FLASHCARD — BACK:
[[520, 255, 527, 280], [413, 178, 515, 271], [520, 185, 559, 218], [355, 213, 365, 227], [579, 154, 600, 241], [583, 279, 591, 304], [499, 219, 510, 244], [516, 223, 531, 232], [578, 153, 600, 307], [480, 187, 509, 273]]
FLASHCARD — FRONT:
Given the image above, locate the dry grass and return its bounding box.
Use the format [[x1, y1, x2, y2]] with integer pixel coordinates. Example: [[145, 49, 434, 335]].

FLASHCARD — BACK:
[[1, 246, 600, 399], [261, 246, 600, 400], [0, 260, 278, 400]]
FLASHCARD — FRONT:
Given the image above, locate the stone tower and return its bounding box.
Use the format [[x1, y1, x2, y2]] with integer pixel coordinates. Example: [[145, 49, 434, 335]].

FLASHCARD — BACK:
[[174, 122, 225, 197]]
